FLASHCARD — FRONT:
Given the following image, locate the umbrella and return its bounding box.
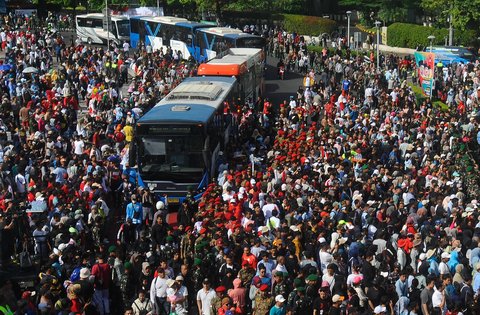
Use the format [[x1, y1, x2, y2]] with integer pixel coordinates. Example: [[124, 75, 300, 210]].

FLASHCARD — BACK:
[[22, 67, 39, 74], [0, 64, 12, 71]]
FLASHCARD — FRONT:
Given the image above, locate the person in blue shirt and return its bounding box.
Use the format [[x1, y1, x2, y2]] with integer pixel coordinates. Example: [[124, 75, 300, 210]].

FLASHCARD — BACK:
[[125, 194, 143, 230], [269, 295, 286, 315]]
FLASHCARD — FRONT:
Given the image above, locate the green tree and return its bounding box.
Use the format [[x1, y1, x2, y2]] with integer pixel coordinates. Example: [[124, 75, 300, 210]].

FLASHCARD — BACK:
[[340, 0, 419, 24], [421, 0, 480, 31]]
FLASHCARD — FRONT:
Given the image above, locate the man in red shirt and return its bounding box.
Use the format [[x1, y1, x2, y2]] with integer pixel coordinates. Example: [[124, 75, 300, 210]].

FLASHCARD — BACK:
[[91, 252, 111, 315], [241, 246, 257, 270]]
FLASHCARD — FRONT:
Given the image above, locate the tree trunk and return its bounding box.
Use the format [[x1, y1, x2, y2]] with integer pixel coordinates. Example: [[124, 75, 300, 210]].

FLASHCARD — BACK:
[[215, 0, 222, 26]]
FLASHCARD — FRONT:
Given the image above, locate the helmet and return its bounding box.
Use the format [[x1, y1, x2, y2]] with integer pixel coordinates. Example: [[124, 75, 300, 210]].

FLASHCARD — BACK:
[[156, 201, 165, 210]]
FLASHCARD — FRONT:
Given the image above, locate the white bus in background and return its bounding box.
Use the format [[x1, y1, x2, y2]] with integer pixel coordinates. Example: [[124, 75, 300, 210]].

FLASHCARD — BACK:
[[76, 13, 130, 46]]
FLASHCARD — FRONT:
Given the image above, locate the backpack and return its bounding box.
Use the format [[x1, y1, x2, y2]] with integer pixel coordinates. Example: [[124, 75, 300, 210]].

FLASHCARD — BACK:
[[133, 299, 149, 315]]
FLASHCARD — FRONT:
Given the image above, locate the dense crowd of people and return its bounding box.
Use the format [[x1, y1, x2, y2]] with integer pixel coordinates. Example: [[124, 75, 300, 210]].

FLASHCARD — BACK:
[[0, 13, 480, 315]]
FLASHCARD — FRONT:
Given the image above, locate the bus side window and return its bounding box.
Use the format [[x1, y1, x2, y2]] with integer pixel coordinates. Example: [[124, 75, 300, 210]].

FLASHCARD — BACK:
[[77, 18, 86, 27], [93, 19, 103, 29]]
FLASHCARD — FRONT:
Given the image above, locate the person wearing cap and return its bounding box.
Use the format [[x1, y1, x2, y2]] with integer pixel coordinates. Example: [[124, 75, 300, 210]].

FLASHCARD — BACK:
[[120, 261, 136, 308], [439, 252, 451, 277], [196, 278, 215, 315], [269, 294, 286, 315], [305, 274, 319, 300], [238, 260, 256, 288], [210, 286, 226, 315], [166, 277, 187, 315], [74, 267, 94, 303], [253, 283, 273, 315], [289, 285, 310, 314]]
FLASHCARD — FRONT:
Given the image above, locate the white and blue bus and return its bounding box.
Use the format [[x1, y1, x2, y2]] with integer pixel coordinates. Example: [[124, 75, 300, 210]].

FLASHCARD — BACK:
[[195, 27, 266, 62], [76, 13, 130, 46], [133, 76, 238, 204], [129, 17, 266, 62], [129, 16, 208, 61]]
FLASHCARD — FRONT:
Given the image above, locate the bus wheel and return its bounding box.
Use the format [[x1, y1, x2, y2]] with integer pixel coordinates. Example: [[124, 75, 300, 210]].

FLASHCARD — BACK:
[[87, 37, 93, 45]]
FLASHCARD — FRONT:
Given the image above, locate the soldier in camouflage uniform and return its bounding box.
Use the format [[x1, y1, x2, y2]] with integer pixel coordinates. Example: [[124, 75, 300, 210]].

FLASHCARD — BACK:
[[287, 279, 305, 312], [253, 284, 273, 315], [192, 258, 205, 294], [209, 285, 226, 315], [289, 287, 312, 314], [272, 272, 288, 298], [238, 261, 255, 288]]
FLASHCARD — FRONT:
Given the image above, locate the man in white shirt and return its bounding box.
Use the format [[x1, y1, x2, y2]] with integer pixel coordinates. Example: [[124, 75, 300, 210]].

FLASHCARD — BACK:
[[15, 172, 26, 195], [318, 240, 333, 274], [439, 252, 451, 276], [150, 268, 169, 315], [196, 278, 216, 315], [123, 41, 130, 57], [261, 198, 279, 222], [431, 281, 446, 313], [73, 135, 84, 156]]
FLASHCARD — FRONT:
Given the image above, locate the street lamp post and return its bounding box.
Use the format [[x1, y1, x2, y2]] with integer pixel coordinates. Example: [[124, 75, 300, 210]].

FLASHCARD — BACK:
[[427, 35, 435, 97], [105, 0, 110, 50], [346, 11, 352, 50], [428, 35, 435, 52], [374, 21, 381, 69], [448, 14, 453, 46]]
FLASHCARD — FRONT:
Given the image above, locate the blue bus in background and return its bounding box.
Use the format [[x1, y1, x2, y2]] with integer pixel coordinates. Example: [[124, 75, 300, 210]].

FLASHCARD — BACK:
[[428, 46, 476, 65], [130, 16, 266, 62], [129, 16, 208, 61], [195, 27, 266, 62], [133, 76, 238, 205]]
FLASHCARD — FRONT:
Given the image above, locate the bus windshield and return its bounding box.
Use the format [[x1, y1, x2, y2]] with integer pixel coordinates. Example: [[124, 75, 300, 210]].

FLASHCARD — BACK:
[[139, 135, 205, 180], [236, 37, 266, 49], [116, 20, 130, 37]]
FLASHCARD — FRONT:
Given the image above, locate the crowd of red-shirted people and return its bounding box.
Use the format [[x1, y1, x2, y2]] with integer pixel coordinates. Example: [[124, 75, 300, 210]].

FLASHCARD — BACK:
[[0, 11, 480, 315]]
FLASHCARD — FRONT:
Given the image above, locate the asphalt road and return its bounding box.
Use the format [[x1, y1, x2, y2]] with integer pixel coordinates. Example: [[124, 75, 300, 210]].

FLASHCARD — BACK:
[[264, 55, 303, 104]]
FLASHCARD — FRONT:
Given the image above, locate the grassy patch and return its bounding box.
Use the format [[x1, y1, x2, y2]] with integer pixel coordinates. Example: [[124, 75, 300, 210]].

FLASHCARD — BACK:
[[408, 83, 449, 111]]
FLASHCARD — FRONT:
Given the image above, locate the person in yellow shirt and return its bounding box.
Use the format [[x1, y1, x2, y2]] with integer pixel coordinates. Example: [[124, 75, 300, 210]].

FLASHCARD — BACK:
[[122, 122, 134, 142]]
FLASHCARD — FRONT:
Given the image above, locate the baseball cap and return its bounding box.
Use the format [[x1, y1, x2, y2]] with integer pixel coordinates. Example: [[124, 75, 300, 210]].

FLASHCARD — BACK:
[[332, 294, 341, 303], [374, 305, 387, 314], [275, 295, 286, 303]]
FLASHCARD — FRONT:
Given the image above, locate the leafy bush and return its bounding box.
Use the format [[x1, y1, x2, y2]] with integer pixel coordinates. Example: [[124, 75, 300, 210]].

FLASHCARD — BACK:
[[387, 23, 476, 48], [282, 14, 337, 36]]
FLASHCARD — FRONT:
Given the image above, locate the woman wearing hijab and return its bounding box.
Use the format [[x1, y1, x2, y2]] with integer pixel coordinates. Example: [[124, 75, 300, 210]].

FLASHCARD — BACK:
[[228, 278, 246, 314]]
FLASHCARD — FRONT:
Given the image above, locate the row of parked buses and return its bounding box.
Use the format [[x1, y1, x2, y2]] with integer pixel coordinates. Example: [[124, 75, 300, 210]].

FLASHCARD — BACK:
[[130, 48, 265, 208], [75, 13, 266, 63]]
